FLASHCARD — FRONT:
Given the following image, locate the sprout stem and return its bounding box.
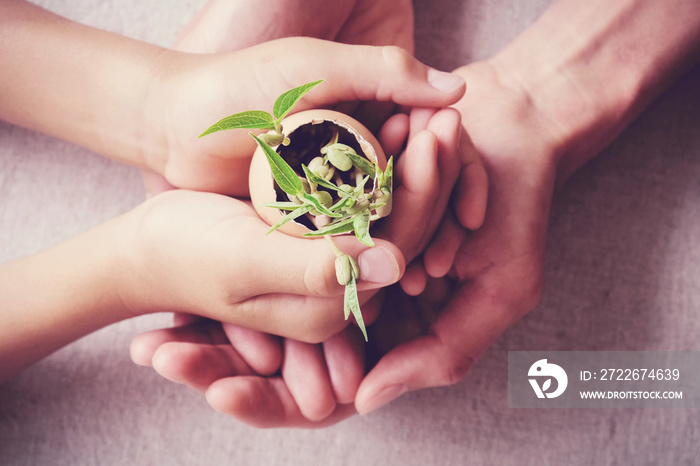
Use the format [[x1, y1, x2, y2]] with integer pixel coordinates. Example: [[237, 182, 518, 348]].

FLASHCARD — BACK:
[[324, 235, 344, 257]]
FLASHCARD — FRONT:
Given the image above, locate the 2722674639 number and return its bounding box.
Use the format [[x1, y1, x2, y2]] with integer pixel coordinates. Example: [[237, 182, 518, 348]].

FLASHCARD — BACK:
[[599, 368, 680, 381]]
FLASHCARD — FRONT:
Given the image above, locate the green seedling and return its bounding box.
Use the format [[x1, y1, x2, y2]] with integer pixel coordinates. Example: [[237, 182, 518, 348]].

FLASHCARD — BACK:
[[199, 80, 393, 341]]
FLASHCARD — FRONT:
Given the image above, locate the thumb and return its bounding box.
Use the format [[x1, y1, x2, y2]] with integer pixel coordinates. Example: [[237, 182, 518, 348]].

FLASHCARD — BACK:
[[252, 38, 466, 110], [247, 231, 406, 298], [235, 232, 406, 343], [354, 283, 511, 414]]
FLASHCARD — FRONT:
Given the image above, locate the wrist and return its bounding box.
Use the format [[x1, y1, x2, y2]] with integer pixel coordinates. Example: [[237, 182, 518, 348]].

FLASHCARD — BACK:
[[452, 60, 562, 182], [110, 191, 197, 317], [0, 217, 134, 380], [0, 2, 166, 169], [139, 50, 190, 176], [489, 0, 700, 184]]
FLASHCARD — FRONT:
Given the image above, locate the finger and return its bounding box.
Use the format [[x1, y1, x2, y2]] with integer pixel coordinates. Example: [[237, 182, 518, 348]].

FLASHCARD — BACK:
[[140, 192, 404, 320], [151, 341, 254, 392], [377, 108, 464, 261], [399, 261, 428, 296], [223, 227, 405, 343], [233, 286, 383, 345], [407, 107, 437, 141], [171, 313, 202, 326], [377, 112, 409, 156], [230, 235, 404, 343], [455, 132, 489, 230], [221, 324, 282, 376], [423, 214, 467, 278], [281, 339, 336, 422], [271, 39, 466, 109], [425, 107, 464, 233], [206, 376, 356, 428], [129, 320, 227, 367], [322, 328, 365, 404], [355, 282, 517, 415], [242, 224, 406, 297], [377, 129, 439, 260], [201, 40, 465, 145]]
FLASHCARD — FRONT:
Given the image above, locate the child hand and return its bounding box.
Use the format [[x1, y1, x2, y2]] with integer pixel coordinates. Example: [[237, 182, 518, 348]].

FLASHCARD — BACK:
[[118, 190, 404, 342], [141, 38, 466, 196]]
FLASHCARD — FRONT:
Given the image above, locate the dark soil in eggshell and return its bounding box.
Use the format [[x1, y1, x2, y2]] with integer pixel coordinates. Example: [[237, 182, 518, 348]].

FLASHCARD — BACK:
[[248, 109, 387, 237]]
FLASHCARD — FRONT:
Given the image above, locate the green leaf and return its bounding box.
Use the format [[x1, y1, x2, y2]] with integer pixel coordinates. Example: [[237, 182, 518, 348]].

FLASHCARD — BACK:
[[344, 277, 367, 341], [199, 111, 275, 138], [353, 175, 371, 197], [301, 165, 359, 201], [273, 79, 324, 122], [301, 165, 338, 191], [266, 205, 312, 235], [346, 152, 377, 179], [251, 133, 303, 196], [303, 216, 356, 237], [380, 156, 394, 192], [261, 201, 304, 211], [343, 286, 351, 320], [298, 192, 340, 217], [329, 196, 354, 213], [353, 211, 374, 246]]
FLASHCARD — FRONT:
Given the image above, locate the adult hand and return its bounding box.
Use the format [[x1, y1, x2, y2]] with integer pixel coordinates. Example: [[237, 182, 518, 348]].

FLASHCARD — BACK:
[[174, 0, 414, 54], [130, 107, 486, 427], [354, 61, 561, 413], [131, 316, 367, 428]]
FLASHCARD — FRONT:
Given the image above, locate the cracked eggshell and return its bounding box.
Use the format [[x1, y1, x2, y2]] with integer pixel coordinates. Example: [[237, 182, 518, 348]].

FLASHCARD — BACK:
[[249, 109, 387, 238]]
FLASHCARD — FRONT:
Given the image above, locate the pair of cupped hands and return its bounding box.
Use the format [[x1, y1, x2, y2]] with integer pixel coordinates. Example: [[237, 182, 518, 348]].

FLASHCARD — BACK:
[[127, 0, 557, 427]]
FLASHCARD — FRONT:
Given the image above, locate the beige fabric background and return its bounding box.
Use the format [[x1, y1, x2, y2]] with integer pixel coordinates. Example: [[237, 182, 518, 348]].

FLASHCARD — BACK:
[[1, 1, 699, 464]]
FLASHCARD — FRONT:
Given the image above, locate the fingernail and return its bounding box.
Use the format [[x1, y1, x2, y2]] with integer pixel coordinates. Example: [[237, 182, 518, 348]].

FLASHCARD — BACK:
[[358, 247, 399, 284], [427, 69, 465, 93], [360, 385, 408, 414]]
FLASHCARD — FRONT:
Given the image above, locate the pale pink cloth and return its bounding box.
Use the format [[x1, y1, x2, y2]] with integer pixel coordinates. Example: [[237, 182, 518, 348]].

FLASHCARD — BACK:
[[1, 1, 699, 464]]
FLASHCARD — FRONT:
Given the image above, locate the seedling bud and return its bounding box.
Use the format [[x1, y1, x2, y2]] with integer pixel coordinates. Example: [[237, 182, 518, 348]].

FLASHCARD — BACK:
[[327, 149, 352, 171], [322, 143, 356, 171], [309, 190, 333, 215], [373, 187, 393, 217], [347, 198, 370, 215], [308, 156, 330, 179], [300, 177, 314, 194], [335, 254, 360, 285], [313, 190, 333, 208], [258, 131, 286, 147], [287, 193, 303, 205]]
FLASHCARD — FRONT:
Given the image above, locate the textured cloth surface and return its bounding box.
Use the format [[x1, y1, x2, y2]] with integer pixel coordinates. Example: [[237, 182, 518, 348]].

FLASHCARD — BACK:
[[2, 1, 700, 465]]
